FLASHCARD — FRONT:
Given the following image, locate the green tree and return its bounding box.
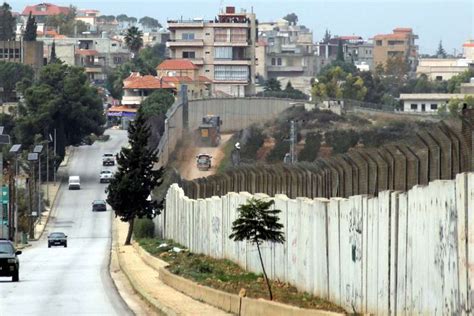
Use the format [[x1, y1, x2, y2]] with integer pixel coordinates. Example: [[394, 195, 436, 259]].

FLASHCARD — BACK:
[[16, 63, 105, 160], [49, 41, 58, 63], [46, 6, 87, 36], [336, 40, 345, 62], [325, 129, 360, 154], [128, 17, 137, 25], [229, 198, 285, 300], [0, 2, 15, 41], [106, 113, 165, 245], [342, 73, 367, 100], [323, 28, 331, 43], [138, 89, 175, 119], [24, 12, 37, 41], [298, 132, 321, 162], [436, 40, 447, 58], [124, 26, 144, 57], [264, 78, 281, 92], [139, 16, 161, 29], [0, 61, 34, 101], [282, 13, 298, 25], [139, 43, 166, 70], [447, 69, 474, 93]]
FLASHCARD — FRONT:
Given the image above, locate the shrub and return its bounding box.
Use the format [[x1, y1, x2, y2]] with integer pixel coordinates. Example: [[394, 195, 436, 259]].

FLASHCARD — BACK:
[[325, 129, 360, 154], [298, 132, 322, 162], [134, 218, 155, 238]]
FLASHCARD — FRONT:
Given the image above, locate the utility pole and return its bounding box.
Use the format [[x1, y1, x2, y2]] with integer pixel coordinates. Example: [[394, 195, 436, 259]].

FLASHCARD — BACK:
[[54, 129, 57, 185], [290, 120, 297, 164], [9, 144, 21, 244]]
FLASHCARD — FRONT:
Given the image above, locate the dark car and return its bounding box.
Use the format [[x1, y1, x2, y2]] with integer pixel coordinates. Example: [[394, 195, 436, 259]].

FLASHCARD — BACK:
[[102, 153, 115, 166], [0, 239, 21, 282], [48, 232, 67, 248], [92, 200, 107, 212]]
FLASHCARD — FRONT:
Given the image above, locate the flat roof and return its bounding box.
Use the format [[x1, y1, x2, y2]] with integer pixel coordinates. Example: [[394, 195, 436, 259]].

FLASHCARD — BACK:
[[399, 93, 471, 100]]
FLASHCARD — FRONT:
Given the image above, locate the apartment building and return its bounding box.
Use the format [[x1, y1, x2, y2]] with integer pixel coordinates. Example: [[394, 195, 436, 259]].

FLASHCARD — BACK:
[[166, 6, 257, 97], [416, 58, 473, 81], [0, 41, 44, 73], [258, 19, 315, 79], [20, 3, 71, 33], [373, 27, 418, 73], [316, 36, 373, 73], [40, 36, 130, 83], [76, 9, 100, 26]]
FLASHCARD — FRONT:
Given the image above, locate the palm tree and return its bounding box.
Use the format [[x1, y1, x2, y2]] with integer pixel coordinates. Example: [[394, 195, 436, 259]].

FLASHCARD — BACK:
[[124, 26, 143, 58], [229, 198, 285, 300]]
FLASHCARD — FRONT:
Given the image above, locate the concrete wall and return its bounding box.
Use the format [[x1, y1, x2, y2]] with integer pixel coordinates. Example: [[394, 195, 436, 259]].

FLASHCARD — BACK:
[[156, 172, 474, 314]]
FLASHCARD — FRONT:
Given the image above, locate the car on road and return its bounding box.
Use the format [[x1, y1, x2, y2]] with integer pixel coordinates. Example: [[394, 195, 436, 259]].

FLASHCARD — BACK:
[[68, 175, 81, 190], [0, 239, 21, 282], [92, 200, 107, 212], [102, 153, 115, 166], [48, 232, 68, 248], [99, 170, 113, 183], [196, 153, 212, 171]]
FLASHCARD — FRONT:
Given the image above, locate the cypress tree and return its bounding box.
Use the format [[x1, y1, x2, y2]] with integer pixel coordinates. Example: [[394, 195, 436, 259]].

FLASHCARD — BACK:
[[0, 2, 15, 41], [336, 39, 345, 62], [50, 40, 57, 63], [24, 12, 37, 41]]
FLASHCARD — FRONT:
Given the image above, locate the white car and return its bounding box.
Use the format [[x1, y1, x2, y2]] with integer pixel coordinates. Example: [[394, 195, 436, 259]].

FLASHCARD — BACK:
[[99, 170, 113, 183]]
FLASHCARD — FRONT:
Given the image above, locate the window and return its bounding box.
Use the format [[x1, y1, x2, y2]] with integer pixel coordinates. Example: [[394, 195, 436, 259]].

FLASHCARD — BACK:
[[205, 33, 210, 36], [388, 40, 405, 45], [113, 57, 122, 64], [214, 65, 249, 81], [111, 43, 117, 47], [214, 28, 228, 42], [435, 76, 443, 81], [410, 104, 417, 110], [271, 58, 276, 66], [182, 51, 196, 58], [205, 69, 210, 72], [14, 49, 20, 59], [376, 40, 382, 46], [214, 47, 232, 59], [431, 104, 438, 110], [182, 33, 195, 40], [205, 51, 210, 54], [230, 28, 247, 42], [277, 58, 282, 66]]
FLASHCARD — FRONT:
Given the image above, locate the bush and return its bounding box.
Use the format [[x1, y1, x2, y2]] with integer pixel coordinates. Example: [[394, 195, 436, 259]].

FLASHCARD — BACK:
[[298, 132, 322, 162], [325, 129, 360, 154], [134, 218, 155, 238], [240, 126, 265, 161]]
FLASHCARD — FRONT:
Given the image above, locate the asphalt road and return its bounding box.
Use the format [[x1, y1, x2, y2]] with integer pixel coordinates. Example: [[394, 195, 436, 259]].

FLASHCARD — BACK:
[[0, 129, 132, 316]]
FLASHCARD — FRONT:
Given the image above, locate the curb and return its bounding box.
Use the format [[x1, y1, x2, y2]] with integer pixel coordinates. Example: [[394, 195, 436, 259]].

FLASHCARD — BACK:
[[112, 220, 177, 316]]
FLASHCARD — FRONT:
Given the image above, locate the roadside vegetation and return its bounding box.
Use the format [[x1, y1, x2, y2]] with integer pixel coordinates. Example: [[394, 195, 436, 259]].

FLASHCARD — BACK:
[[137, 237, 346, 312]]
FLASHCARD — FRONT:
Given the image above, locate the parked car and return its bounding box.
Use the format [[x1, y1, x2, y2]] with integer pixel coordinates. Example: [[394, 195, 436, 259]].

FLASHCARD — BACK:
[[102, 154, 115, 166], [99, 170, 113, 183], [48, 232, 67, 248], [0, 239, 21, 282], [92, 200, 107, 212], [196, 153, 212, 171], [68, 176, 80, 190]]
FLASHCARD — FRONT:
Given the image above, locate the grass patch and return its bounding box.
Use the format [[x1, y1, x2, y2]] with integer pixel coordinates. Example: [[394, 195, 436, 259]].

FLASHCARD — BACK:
[[136, 238, 346, 313]]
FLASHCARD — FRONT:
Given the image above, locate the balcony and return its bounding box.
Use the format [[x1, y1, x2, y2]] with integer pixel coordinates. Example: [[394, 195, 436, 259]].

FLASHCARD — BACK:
[[84, 65, 103, 73], [167, 20, 205, 28], [167, 39, 204, 47], [267, 65, 304, 72], [213, 59, 252, 65], [214, 41, 249, 47]]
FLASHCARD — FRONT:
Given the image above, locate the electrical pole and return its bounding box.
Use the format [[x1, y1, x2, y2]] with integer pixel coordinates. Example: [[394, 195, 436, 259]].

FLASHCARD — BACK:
[[290, 120, 297, 164], [53, 128, 57, 185]]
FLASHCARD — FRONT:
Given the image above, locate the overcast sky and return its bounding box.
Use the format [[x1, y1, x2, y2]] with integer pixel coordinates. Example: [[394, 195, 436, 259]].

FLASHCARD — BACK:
[[11, 0, 474, 54]]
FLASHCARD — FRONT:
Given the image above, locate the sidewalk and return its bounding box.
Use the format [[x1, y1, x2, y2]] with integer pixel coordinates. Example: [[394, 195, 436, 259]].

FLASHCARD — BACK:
[[113, 219, 230, 316]]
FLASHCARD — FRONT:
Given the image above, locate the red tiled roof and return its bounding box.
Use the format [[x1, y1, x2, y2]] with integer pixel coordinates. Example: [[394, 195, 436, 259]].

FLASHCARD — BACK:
[[157, 59, 198, 70], [161, 76, 193, 83], [198, 76, 212, 83], [373, 33, 409, 40], [75, 49, 98, 56], [463, 43, 474, 47], [22, 3, 70, 16], [124, 73, 175, 89]]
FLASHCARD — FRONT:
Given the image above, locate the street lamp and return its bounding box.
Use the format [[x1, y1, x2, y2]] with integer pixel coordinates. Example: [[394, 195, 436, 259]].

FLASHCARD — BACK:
[[9, 144, 21, 244]]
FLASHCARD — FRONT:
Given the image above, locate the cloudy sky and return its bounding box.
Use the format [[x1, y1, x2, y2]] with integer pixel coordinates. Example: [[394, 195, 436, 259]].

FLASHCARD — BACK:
[[11, 0, 474, 54]]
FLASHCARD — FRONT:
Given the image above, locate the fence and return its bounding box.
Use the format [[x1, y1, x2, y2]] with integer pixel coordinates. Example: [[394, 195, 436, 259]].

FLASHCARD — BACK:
[[155, 172, 473, 314]]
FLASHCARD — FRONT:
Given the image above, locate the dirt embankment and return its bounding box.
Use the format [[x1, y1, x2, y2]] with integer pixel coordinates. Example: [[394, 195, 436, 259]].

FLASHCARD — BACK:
[[176, 134, 233, 180]]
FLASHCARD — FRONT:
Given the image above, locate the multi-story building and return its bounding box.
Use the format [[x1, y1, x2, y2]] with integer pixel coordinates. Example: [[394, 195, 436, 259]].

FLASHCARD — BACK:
[[75, 9, 100, 27], [416, 58, 473, 81], [373, 27, 418, 73], [463, 40, 474, 59], [166, 6, 256, 97], [122, 72, 176, 106], [40, 36, 130, 83], [258, 19, 315, 79], [316, 36, 374, 73], [0, 41, 44, 73], [20, 3, 71, 33]]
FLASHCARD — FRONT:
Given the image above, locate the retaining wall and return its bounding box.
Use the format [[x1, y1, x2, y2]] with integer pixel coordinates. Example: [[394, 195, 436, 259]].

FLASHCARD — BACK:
[[155, 172, 474, 314]]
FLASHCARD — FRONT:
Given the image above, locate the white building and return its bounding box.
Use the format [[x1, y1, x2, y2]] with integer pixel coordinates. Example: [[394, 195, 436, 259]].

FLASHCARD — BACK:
[[399, 93, 470, 113]]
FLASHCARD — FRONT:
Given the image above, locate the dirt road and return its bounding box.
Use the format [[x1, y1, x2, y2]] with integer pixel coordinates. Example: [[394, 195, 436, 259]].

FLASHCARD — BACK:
[[178, 134, 233, 180]]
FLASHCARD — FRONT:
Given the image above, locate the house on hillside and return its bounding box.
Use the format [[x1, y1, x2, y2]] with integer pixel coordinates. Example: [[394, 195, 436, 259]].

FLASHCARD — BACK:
[[20, 3, 71, 33], [400, 93, 472, 113], [157, 59, 212, 99], [122, 72, 176, 106]]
